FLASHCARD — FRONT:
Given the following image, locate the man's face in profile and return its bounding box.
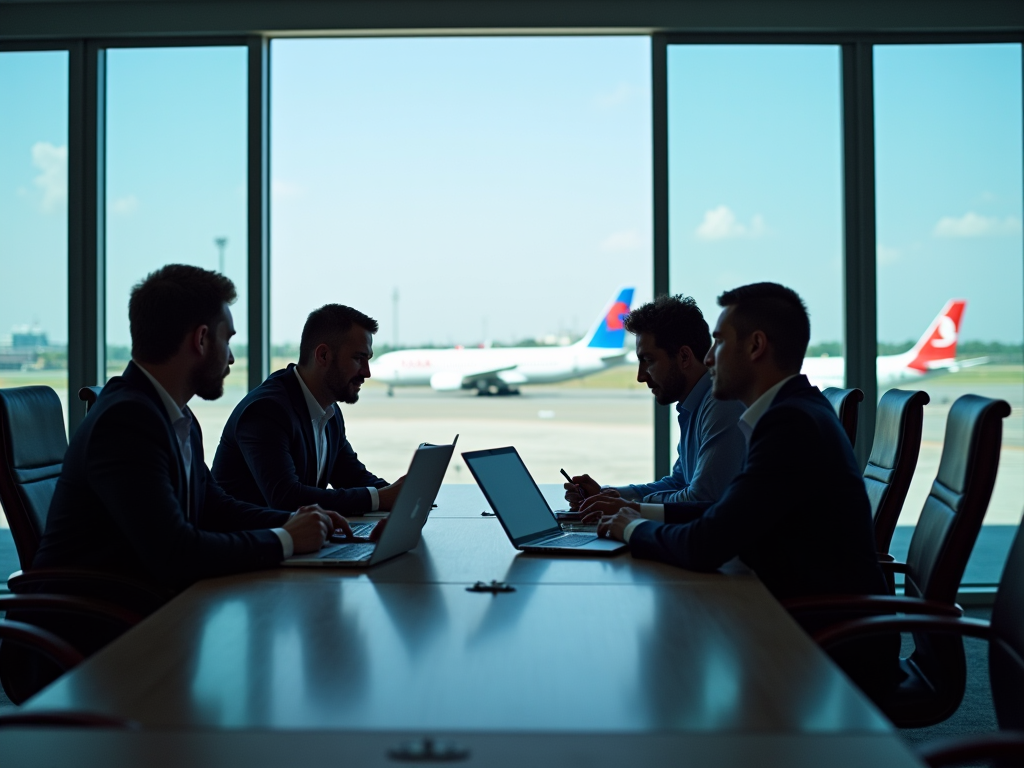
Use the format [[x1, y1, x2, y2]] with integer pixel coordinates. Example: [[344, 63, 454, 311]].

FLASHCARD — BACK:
[[193, 304, 235, 401], [325, 325, 373, 404], [706, 306, 750, 402], [635, 332, 687, 406]]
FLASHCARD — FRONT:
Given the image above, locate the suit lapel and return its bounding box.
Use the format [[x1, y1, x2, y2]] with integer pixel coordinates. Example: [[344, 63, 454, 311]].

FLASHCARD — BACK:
[[282, 366, 319, 486], [124, 362, 193, 519]]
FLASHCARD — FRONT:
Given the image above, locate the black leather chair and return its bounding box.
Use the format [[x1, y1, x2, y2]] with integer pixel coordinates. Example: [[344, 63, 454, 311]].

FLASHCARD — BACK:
[[822, 386, 864, 447], [866, 389, 930, 557], [817, 518, 1024, 766], [787, 394, 1011, 727]]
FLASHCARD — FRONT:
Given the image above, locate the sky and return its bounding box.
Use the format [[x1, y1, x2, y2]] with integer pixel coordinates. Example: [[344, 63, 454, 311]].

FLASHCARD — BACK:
[[0, 39, 1021, 349]]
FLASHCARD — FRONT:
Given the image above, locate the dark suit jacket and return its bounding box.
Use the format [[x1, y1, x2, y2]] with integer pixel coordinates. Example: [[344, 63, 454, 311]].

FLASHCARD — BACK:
[[33, 362, 290, 592], [630, 376, 899, 694], [211, 365, 387, 514]]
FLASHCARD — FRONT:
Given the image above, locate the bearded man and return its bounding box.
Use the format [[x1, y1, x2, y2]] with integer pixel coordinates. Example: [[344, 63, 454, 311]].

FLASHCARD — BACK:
[[35, 265, 347, 592], [212, 303, 403, 516]]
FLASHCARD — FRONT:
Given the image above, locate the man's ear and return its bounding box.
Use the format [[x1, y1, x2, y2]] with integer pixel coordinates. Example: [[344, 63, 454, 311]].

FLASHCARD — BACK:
[[191, 324, 210, 357], [314, 342, 332, 368], [676, 345, 694, 368], [748, 330, 769, 362]]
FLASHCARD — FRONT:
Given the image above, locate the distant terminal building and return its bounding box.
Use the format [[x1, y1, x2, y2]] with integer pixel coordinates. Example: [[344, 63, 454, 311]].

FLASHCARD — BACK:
[[0, 324, 53, 370]]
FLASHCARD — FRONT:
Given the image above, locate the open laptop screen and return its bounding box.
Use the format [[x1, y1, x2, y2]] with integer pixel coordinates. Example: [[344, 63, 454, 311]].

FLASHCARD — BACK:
[[463, 448, 559, 542]]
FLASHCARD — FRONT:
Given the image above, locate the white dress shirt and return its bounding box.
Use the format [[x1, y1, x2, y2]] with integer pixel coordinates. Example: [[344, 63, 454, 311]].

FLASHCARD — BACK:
[[293, 367, 379, 511], [622, 375, 799, 543], [135, 362, 294, 558]]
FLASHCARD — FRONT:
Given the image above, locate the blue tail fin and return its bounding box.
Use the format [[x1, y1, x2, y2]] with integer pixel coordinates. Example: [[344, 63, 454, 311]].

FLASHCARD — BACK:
[[580, 288, 635, 349]]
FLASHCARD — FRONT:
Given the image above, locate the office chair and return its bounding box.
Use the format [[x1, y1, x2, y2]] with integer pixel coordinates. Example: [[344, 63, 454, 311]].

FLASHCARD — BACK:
[[821, 387, 864, 447], [0, 594, 141, 704], [866, 389, 930, 557], [787, 393, 1011, 727], [817, 517, 1024, 766]]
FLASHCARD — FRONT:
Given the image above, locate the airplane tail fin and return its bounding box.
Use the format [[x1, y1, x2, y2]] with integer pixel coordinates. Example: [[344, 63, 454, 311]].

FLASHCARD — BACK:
[[578, 288, 635, 349], [905, 299, 967, 372]]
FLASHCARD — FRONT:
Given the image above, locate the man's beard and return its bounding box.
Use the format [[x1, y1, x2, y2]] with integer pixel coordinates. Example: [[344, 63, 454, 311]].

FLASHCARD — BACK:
[[326, 366, 363, 404], [193, 359, 229, 401]]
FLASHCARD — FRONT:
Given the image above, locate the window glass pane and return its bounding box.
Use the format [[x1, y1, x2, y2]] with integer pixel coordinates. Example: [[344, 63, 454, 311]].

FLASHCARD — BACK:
[[0, 51, 69, 528], [667, 45, 844, 451], [271, 37, 653, 485], [875, 44, 1024, 577], [105, 47, 247, 460]]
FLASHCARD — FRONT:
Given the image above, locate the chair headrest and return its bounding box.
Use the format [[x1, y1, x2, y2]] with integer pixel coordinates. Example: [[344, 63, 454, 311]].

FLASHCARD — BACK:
[[867, 389, 930, 471], [935, 394, 1011, 496], [0, 386, 68, 470]]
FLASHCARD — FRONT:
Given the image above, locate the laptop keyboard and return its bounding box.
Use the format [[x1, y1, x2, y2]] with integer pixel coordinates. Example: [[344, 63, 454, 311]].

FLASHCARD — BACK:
[[318, 543, 375, 560], [535, 533, 594, 548]]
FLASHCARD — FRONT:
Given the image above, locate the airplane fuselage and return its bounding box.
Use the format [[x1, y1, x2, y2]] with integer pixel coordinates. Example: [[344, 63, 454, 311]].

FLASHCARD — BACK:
[[801, 352, 955, 390], [372, 346, 627, 389]]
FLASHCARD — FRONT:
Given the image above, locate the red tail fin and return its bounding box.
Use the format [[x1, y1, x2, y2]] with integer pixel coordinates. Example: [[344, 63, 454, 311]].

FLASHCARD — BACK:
[[906, 300, 966, 372]]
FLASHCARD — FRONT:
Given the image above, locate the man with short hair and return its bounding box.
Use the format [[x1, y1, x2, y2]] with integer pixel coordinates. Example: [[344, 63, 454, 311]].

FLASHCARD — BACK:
[[35, 265, 347, 592], [597, 282, 899, 698], [213, 304, 402, 517], [563, 295, 746, 520]]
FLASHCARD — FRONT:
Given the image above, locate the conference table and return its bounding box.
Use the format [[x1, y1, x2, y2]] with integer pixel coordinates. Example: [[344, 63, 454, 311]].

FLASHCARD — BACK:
[[1, 484, 925, 767]]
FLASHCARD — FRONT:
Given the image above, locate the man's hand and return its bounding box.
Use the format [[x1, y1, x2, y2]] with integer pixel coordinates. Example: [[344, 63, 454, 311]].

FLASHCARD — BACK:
[[597, 507, 643, 542], [283, 506, 335, 554], [376, 475, 407, 511], [579, 496, 638, 523], [562, 474, 612, 510]]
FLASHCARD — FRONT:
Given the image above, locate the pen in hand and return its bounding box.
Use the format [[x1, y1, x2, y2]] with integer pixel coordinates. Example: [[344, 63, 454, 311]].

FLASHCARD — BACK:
[[560, 468, 587, 501]]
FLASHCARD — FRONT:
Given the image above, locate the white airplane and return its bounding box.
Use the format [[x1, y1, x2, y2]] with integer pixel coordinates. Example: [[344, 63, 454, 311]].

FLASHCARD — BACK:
[[373, 288, 635, 395], [801, 299, 985, 389]]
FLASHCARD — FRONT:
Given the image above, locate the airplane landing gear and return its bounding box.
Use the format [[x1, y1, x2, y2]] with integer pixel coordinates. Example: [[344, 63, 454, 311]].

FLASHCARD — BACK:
[[387, 386, 394, 397], [474, 381, 521, 396]]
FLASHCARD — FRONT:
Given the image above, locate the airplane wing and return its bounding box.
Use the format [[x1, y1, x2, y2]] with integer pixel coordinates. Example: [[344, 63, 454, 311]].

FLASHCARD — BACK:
[[929, 356, 989, 372], [429, 365, 517, 391]]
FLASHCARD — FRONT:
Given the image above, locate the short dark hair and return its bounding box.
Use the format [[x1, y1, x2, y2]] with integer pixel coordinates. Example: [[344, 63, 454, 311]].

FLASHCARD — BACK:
[[717, 282, 810, 371], [129, 264, 236, 364], [298, 304, 379, 365], [623, 294, 711, 360]]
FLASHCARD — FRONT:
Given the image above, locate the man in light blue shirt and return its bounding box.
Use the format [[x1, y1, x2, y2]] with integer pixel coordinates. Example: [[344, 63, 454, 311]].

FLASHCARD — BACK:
[[564, 295, 746, 521]]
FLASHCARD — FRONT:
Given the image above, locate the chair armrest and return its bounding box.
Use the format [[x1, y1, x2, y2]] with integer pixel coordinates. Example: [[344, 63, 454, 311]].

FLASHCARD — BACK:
[[0, 593, 143, 629], [0, 619, 84, 670], [0, 710, 138, 729], [814, 614, 991, 649], [879, 560, 909, 574], [877, 552, 895, 562], [8, 568, 170, 614], [782, 594, 963, 617], [918, 730, 1024, 768]]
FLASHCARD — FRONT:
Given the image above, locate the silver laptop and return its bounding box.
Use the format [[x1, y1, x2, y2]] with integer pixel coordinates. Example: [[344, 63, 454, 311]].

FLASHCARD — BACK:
[[462, 446, 627, 555], [283, 437, 457, 567]]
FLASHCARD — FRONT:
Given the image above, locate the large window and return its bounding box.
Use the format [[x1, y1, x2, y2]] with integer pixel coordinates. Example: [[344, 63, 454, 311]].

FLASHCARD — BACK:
[[104, 46, 248, 459], [875, 44, 1024, 555], [666, 45, 845, 452], [0, 50, 69, 528], [271, 37, 653, 485]]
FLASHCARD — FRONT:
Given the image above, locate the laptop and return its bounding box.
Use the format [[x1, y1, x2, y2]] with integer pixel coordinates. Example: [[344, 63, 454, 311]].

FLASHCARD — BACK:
[[283, 437, 457, 567], [462, 446, 627, 555]]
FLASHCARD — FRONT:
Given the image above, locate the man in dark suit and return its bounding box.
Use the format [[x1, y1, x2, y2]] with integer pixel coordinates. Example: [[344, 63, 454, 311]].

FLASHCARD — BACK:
[[212, 304, 403, 516], [596, 282, 900, 698], [34, 265, 350, 593]]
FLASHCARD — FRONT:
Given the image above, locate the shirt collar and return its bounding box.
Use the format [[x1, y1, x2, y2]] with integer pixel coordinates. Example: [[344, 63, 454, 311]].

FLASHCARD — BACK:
[[678, 370, 712, 415], [738, 374, 799, 440], [293, 367, 336, 423], [133, 361, 188, 424]]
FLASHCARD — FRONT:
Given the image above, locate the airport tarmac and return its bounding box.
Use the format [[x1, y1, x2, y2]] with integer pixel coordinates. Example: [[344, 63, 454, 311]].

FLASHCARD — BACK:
[[0, 365, 1020, 531]]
